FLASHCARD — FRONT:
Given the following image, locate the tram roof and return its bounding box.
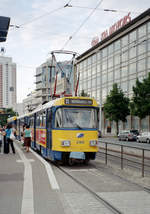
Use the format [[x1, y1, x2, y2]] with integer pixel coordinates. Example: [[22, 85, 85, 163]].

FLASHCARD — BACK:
[[7, 116, 17, 122], [32, 97, 98, 113], [17, 97, 98, 119]]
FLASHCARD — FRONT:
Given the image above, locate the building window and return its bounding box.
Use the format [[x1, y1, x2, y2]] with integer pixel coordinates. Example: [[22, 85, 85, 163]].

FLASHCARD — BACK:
[[121, 51, 128, 62], [92, 78, 96, 88], [121, 81, 128, 92], [138, 24, 146, 38], [102, 47, 107, 58], [121, 35, 128, 47], [91, 90, 96, 99], [102, 60, 107, 70], [129, 63, 136, 75], [108, 57, 113, 68], [87, 68, 91, 77], [114, 69, 120, 80], [129, 30, 136, 43], [141, 117, 148, 130], [114, 54, 120, 65], [92, 54, 96, 64], [92, 65, 96, 75], [129, 47, 136, 59], [148, 39, 150, 52], [87, 57, 91, 66], [108, 72, 113, 82], [102, 88, 107, 103], [138, 41, 146, 55], [147, 57, 150, 69], [121, 66, 128, 78], [148, 21, 150, 34], [97, 51, 101, 61], [102, 74, 107, 84], [138, 59, 146, 72], [97, 75, 101, 87], [97, 63, 101, 73], [87, 79, 91, 89], [108, 44, 113, 55], [114, 40, 120, 51]]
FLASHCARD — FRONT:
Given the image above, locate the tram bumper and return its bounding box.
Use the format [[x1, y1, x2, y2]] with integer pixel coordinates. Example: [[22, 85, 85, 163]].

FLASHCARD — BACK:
[[69, 152, 85, 160]]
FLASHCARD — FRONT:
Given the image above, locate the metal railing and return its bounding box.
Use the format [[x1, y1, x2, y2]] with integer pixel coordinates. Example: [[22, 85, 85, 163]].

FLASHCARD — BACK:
[[98, 140, 150, 177]]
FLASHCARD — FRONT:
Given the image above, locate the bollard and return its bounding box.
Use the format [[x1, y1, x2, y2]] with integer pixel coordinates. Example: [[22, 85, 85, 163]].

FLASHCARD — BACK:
[[121, 145, 123, 170], [142, 149, 145, 177], [105, 143, 107, 165]]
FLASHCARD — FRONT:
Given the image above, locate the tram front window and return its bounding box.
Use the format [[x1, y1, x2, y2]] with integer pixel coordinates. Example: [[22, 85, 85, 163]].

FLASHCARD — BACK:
[[55, 107, 97, 129]]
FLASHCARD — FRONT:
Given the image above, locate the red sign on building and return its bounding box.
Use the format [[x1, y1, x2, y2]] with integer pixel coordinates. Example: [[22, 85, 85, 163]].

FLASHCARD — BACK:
[[101, 13, 131, 41], [91, 13, 131, 46]]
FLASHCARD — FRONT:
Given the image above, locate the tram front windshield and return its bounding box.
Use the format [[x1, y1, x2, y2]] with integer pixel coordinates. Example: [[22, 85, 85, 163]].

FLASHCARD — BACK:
[[55, 107, 97, 129]]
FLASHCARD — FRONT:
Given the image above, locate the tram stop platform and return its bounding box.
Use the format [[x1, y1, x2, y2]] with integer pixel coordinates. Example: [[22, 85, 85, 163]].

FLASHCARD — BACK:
[[0, 140, 66, 214]]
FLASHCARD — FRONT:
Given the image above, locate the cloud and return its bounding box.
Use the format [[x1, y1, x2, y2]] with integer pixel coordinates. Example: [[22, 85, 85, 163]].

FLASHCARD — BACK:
[[1, 0, 150, 102]]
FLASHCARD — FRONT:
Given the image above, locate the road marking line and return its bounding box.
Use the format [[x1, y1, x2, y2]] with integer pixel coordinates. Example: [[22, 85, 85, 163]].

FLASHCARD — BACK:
[[16, 159, 35, 163], [14, 142, 34, 214], [30, 149, 60, 190]]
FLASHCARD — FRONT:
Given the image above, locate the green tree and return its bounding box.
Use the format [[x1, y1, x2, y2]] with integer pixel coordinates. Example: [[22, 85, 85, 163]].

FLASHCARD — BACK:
[[79, 90, 90, 97], [0, 108, 17, 127], [130, 73, 150, 119], [104, 83, 130, 135]]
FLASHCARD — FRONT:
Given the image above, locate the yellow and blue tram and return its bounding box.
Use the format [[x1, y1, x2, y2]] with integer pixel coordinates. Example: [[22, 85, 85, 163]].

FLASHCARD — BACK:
[[7, 116, 17, 127], [17, 97, 99, 164]]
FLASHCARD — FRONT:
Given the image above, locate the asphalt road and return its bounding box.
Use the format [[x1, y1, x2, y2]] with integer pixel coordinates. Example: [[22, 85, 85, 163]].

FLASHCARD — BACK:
[[98, 137, 150, 150]]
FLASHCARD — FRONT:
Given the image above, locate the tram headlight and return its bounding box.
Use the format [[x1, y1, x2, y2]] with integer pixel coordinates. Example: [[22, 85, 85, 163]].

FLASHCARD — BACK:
[[61, 140, 71, 147], [90, 140, 97, 146]]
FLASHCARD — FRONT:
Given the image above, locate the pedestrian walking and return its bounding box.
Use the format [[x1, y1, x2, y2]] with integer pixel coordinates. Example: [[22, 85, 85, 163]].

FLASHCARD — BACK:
[[5, 124, 15, 154], [3, 125, 9, 154], [24, 125, 31, 152], [0, 129, 2, 153]]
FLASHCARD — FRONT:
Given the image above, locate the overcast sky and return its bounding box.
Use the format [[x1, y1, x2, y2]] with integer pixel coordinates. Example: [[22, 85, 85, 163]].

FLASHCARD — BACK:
[[1, 0, 149, 102]]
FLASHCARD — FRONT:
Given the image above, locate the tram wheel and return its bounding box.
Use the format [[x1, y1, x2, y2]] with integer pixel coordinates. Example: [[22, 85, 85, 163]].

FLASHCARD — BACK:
[[68, 158, 74, 166], [84, 159, 90, 165]]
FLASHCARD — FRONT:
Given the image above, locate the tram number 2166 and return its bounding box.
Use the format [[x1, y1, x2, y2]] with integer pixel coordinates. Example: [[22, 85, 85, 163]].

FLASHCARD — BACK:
[[76, 141, 84, 144]]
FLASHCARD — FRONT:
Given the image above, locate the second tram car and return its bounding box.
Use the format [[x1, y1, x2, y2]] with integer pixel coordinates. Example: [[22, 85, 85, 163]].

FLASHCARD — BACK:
[[17, 97, 99, 164]]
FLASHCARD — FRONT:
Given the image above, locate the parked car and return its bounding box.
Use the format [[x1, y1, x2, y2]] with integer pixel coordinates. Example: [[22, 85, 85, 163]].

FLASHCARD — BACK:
[[118, 130, 138, 141], [130, 129, 139, 136], [137, 132, 150, 143]]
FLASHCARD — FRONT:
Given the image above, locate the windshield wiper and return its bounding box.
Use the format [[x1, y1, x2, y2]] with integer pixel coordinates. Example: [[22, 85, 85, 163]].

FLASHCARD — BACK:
[[74, 123, 83, 129]]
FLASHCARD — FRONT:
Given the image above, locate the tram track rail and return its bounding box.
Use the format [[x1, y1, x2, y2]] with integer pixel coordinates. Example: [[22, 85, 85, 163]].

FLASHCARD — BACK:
[[53, 162, 123, 214], [30, 145, 150, 213]]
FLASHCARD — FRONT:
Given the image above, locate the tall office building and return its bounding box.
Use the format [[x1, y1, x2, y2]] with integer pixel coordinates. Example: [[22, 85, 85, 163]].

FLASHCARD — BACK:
[[0, 55, 17, 108], [75, 9, 150, 134], [35, 58, 72, 106]]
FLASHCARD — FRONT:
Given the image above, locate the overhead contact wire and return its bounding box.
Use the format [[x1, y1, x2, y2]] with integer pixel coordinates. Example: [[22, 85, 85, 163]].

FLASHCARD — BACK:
[[61, 0, 104, 50], [68, 5, 140, 14], [18, 1, 72, 28]]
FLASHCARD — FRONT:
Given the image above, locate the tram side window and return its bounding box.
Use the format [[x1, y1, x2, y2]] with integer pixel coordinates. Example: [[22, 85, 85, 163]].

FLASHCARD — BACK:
[[36, 115, 40, 127], [47, 109, 52, 128], [55, 108, 62, 128], [42, 111, 46, 127], [30, 118, 34, 128], [39, 115, 43, 127]]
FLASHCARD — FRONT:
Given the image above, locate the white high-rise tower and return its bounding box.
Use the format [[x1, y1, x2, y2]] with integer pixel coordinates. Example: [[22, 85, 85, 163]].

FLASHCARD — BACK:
[[0, 55, 16, 108]]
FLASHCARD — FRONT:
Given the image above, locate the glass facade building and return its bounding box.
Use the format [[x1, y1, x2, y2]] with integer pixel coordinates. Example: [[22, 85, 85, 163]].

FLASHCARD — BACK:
[[75, 9, 150, 135]]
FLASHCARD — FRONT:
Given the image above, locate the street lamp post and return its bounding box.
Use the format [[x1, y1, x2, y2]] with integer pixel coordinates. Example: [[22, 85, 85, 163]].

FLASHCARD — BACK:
[[99, 101, 102, 132]]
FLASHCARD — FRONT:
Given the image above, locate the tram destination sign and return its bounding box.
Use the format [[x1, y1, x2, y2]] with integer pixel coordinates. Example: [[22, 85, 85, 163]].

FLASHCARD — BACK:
[[65, 98, 93, 105]]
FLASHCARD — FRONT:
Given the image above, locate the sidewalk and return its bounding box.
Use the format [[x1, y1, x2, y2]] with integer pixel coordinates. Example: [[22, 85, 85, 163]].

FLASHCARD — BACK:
[[0, 141, 65, 214]]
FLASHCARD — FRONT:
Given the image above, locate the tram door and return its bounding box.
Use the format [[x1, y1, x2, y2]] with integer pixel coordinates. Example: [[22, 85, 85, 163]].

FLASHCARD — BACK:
[[46, 108, 52, 150]]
